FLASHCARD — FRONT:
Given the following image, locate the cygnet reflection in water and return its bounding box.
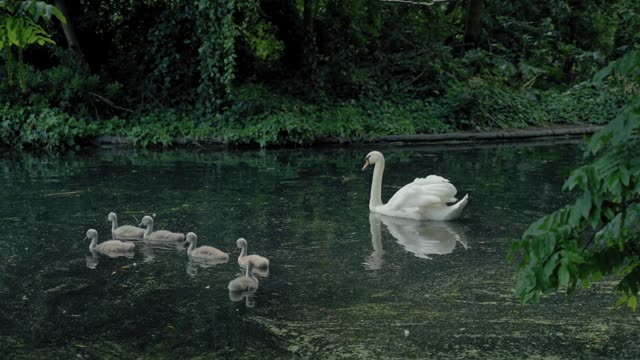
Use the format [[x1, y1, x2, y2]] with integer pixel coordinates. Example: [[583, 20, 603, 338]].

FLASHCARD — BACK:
[[186, 256, 228, 277], [137, 240, 185, 263], [365, 213, 468, 269], [85, 249, 135, 269], [228, 261, 259, 295], [85, 252, 99, 269], [228, 289, 257, 308]]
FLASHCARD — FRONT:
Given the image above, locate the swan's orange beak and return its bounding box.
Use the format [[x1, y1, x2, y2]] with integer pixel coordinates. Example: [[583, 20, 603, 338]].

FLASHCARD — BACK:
[[362, 159, 370, 171]]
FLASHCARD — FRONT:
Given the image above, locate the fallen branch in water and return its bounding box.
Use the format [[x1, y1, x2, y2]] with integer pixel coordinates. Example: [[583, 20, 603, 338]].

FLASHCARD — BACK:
[[89, 92, 134, 113], [381, 0, 453, 6]]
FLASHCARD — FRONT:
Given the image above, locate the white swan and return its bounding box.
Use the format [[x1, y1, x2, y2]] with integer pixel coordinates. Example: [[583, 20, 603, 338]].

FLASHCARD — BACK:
[[236, 238, 270, 271], [85, 229, 135, 257], [227, 261, 259, 292], [108, 212, 145, 240], [362, 151, 469, 220], [185, 232, 229, 264], [139, 215, 185, 242]]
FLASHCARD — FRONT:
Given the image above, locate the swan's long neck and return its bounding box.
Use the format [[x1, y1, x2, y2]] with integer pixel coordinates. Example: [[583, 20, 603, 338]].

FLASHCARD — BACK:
[[239, 243, 247, 260], [144, 221, 154, 237], [187, 238, 196, 255], [89, 235, 98, 251], [110, 216, 118, 231], [369, 158, 385, 209]]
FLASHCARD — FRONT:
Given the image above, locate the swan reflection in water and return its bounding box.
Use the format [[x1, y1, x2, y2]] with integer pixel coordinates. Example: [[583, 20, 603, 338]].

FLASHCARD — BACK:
[[228, 261, 260, 307], [228, 289, 257, 308], [85, 248, 135, 269], [364, 212, 468, 270], [186, 256, 229, 277], [137, 240, 184, 264]]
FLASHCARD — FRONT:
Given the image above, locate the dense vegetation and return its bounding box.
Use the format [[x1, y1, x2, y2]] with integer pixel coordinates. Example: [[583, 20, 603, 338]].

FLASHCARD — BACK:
[[1, 0, 639, 149], [512, 51, 640, 309]]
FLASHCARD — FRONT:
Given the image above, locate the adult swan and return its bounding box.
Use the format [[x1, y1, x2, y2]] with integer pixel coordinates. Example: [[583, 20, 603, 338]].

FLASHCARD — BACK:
[[362, 151, 468, 221]]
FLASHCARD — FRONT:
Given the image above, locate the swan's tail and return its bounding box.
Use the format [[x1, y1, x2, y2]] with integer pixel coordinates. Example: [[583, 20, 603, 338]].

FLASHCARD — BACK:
[[442, 194, 469, 220]]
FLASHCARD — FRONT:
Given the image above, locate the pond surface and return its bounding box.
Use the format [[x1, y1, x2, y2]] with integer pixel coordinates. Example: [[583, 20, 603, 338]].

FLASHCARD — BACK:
[[1, 140, 638, 359]]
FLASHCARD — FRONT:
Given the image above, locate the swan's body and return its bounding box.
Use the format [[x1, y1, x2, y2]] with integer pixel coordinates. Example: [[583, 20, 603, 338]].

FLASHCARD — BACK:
[[362, 151, 468, 220], [108, 212, 145, 240], [185, 232, 229, 263], [236, 238, 270, 270], [85, 229, 135, 256], [139, 216, 185, 242], [228, 261, 259, 292]]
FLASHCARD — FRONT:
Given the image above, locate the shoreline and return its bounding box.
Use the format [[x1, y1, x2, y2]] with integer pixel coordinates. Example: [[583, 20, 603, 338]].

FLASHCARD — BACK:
[[93, 124, 602, 148]]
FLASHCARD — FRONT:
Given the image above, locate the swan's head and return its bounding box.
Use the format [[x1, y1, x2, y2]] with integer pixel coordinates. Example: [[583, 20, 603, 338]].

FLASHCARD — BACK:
[[139, 215, 154, 226], [85, 229, 98, 240], [236, 238, 247, 248], [185, 232, 197, 243], [107, 212, 117, 221], [362, 151, 384, 170]]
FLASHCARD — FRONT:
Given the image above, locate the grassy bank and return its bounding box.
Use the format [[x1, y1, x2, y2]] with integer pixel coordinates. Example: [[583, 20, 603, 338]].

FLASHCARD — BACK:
[[0, 80, 628, 151]]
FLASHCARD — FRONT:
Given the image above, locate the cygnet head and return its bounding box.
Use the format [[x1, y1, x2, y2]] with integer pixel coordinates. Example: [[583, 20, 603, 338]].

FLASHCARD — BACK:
[[85, 229, 98, 240], [140, 215, 154, 226], [236, 238, 247, 248], [185, 232, 197, 243], [362, 151, 384, 170], [107, 212, 117, 221]]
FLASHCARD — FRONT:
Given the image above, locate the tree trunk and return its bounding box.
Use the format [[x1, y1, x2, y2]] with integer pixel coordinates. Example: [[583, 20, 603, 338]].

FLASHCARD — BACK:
[[53, 0, 83, 56], [463, 0, 484, 50], [302, 0, 316, 77], [260, 0, 305, 70], [303, 0, 313, 33]]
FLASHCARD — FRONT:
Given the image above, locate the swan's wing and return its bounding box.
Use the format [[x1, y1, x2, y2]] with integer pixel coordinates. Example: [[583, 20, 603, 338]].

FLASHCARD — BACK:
[[385, 176, 458, 211], [148, 230, 185, 241], [193, 246, 227, 258], [114, 225, 145, 238], [97, 240, 135, 254]]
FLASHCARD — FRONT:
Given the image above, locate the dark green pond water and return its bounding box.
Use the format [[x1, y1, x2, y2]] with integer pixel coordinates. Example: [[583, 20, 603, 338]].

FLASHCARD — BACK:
[[1, 141, 638, 359]]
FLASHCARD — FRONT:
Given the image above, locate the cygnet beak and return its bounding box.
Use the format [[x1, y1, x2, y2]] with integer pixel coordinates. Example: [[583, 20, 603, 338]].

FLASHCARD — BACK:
[[361, 159, 370, 171]]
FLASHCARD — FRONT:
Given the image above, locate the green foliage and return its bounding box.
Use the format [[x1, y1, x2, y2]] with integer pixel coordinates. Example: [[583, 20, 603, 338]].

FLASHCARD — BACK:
[[0, 48, 125, 120], [0, 0, 636, 150], [0, 0, 66, 91], [196, 0, 237, 107], [144, 1, 200, 106], [443, 78, 625, 131], [444, 78, 543, 130], [0, 104, 95, 151], [541, 84, 628, 125], [483, 0, 623, 85], [511, 51, 640, 309], [236, 1, 283, 63]]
